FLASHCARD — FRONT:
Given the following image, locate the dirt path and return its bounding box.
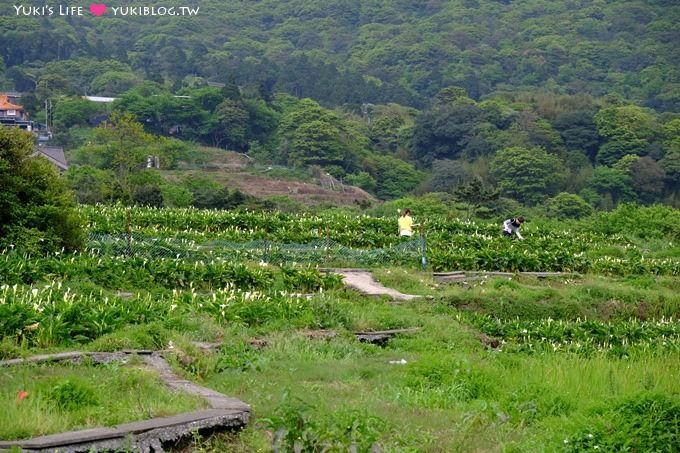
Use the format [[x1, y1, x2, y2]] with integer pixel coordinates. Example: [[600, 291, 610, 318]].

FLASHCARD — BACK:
[[330, 269, 419, 301]]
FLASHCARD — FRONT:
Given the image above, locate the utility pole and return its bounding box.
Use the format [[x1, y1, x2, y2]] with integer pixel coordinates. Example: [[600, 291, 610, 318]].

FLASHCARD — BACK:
[[44, 99, 53, 139]]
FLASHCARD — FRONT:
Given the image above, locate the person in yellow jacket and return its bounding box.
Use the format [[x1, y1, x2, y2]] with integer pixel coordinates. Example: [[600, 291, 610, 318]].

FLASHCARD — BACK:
[[398, 208, 420, 236]]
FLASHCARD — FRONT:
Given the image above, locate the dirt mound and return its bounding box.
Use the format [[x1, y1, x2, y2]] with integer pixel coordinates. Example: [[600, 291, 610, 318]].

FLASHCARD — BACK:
[[225, 173, 375, 206], [176, 151, 378, 207]]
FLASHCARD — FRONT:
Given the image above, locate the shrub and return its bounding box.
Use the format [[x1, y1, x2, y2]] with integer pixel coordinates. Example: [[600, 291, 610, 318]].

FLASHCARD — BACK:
[[547, 192, 594, 219], [587, 203, 680, 240], [47, 378, 98, 411], [0, 128, 85, 253], [565, 392, 680, 452]]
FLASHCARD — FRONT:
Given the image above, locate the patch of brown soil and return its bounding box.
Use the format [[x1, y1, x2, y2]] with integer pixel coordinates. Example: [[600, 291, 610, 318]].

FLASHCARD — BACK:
[[222, 173, 377, 206], [176, 150, 378, 207], [597, 299, 623, 320], [478, 334, 501, 349]]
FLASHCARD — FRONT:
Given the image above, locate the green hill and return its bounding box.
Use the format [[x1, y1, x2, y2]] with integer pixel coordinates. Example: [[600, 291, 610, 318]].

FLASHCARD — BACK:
[[2, 0, 679, 210], [2, 0, 678, 110]]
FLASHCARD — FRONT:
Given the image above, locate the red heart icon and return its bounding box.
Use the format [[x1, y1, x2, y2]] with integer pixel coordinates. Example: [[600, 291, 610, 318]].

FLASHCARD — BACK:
[[89, 3, 107, 16]]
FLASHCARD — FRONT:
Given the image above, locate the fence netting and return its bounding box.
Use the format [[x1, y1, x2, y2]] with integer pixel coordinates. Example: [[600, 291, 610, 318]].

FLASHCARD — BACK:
[[87, 233, 427, 268]]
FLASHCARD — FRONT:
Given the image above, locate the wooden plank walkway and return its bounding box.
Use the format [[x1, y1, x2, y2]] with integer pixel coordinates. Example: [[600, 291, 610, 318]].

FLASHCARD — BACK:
[[433, 270, 581, 283], [0, 350, 250, 453], [354, 328, 422, 345]]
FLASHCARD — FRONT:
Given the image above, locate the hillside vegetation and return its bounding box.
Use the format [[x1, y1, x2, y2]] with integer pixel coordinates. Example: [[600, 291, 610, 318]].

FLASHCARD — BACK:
[[2, 0, 678, 110], [1, 1, 679, 210]]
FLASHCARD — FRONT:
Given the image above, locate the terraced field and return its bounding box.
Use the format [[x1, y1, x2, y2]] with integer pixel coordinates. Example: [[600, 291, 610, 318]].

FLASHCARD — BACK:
[[1, 204, 678, 451]]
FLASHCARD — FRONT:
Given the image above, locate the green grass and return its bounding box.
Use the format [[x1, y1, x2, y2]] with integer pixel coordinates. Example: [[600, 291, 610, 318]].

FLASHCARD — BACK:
[[0, 359, 207, 440], [200, 329, 679, 452], [1, 268, 678, 451], [439, 274, 680, 322], [371, 267, 442, 297], [188, 276, 679, 452]]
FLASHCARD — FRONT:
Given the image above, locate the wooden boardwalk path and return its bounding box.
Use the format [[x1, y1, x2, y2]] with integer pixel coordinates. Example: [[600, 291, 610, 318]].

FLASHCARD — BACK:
[[0, 350, 250, 453]]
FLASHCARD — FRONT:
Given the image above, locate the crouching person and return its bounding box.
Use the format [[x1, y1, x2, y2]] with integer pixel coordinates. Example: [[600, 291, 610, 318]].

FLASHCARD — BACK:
[[502, 216, 524, 240]]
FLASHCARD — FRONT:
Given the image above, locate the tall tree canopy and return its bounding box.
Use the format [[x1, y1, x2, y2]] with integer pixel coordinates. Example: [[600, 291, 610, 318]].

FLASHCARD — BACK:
[[0, 128, 84, 253], [3, 1, 678, 109], [490, 147, 565, 205]]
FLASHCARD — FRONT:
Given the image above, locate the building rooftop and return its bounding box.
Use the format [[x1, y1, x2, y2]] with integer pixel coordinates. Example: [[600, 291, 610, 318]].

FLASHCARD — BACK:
[[82, 96, 117, 103], [32, 146, 68, 172], [0, 95, 24, 110]]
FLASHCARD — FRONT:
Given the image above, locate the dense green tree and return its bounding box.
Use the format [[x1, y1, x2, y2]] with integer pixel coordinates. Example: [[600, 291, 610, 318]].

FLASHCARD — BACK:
[[180, 173, 252, 209], [489, 146, 565, 205], [277, 99, 359, 171], [36, 73, 75, 99], [133, 185, 164, 208], [6, 1, 677, 107], [630, 156, 666, 204], [596, 139, 649, 167], [364, 154, 424, 200], [66, 166, 120, 205], [478, 98, 518, 130], [594, 105, 658, 165], [513, 111, 566, 155], [161, 184, 193, 208], [221, 75, 242, 101], [344, 171, 377, 193], [289, 120, 345, 168], [453, 177, 500, 218], [53, 97, 106, 129], [114, 89, 208, 140], [0, 57, 6, 90], [411, 102, 490, 166], [183, 87, 224, 112], [552, 109, 601, 162], [368, 103, 416, 155], [88, 112, 154, 201], [660, 145, 680, 194], [4, 1, 680, 209], [214, 99, 250, 150], [547, 192, 594, 219], [612, 154, 641, 174], [584, 166, 635, 209], [662, 119, 680, 151], [370, 112, 406, 153], [433, 86, 471, 106], [14, 92, 40, 119], [243, 98, 280, 146], [89, 71, 140, 96], [0, 127, 84, 253], [418, 159, 472, 194]]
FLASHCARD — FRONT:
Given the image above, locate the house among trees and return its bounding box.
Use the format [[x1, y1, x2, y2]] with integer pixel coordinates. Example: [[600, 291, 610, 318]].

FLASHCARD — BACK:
[[0, 93, 67, 174], [32, 146, 69, 174], [0, 93, 35, 131]]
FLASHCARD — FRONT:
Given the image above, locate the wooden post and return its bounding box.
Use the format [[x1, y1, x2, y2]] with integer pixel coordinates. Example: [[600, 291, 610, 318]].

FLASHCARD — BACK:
[[126, 209, 132, 257], [419, 226, 427, 270]]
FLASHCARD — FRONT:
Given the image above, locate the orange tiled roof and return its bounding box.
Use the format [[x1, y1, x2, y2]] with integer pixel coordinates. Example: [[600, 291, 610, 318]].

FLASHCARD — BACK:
[[0, 95, 24, 110]]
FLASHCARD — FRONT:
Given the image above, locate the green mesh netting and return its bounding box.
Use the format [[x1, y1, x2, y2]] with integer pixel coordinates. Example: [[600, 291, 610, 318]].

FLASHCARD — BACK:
[[87, 233, 427, 268]]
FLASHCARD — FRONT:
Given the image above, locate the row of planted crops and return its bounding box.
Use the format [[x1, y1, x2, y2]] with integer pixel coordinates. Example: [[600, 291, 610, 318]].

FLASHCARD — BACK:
[[0, 255, 344, 349], [79, 204, 680, 275], [2, 205, 679, 453], [2, 204, 679, 353]]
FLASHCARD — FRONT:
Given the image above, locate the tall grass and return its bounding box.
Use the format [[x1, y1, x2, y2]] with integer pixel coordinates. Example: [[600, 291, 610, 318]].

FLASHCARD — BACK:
[[0, 361, 206, 440]]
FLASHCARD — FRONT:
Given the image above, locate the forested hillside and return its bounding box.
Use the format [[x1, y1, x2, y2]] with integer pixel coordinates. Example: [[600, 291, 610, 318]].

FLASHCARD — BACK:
[[1, 0, 679, 210], [2, 0, 678, 109]]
